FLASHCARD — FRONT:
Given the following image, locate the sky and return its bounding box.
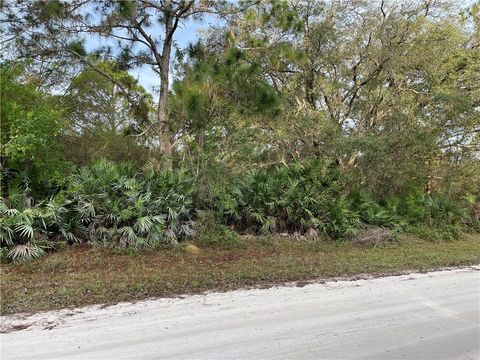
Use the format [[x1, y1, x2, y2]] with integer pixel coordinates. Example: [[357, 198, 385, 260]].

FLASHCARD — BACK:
[[139, 16, 219, 93], [84, 14, 221, 95], [80, 0, 477, 95]]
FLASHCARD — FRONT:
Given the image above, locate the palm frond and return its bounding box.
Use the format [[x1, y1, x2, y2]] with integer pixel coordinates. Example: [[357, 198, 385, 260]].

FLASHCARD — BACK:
[[7, 243, 45, 262]]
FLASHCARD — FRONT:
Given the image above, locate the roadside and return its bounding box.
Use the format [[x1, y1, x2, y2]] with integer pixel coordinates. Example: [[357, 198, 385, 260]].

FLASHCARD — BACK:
[[1, 268, 479, 359], [1, 233, 479, 316]]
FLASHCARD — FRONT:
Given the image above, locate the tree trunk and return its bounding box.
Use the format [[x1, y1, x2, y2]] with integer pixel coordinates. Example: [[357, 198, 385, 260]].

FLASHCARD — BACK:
[[157, 0, 174, 170], [157, 56, 172, 170]]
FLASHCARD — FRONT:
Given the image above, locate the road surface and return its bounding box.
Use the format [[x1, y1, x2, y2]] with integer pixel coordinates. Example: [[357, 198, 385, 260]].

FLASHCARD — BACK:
[[1, 267, 479, 359]]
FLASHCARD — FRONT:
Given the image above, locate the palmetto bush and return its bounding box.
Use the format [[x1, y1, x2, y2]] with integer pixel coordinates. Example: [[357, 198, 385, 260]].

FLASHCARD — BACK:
[[348, 189, 402, 228], [464, 194, 480, 232], [0, 179, 65, 262], [378, 189, 470, 240], [222, 160, 359, 237], [386, 190, 469, 229], [424, 193, 468, 227], [2, 157, 474, 262], [60, 159, 196, 248]]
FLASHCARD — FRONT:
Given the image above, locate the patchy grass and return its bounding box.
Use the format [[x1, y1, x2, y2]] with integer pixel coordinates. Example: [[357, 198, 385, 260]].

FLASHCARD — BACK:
[[1, 234, 479, 315]]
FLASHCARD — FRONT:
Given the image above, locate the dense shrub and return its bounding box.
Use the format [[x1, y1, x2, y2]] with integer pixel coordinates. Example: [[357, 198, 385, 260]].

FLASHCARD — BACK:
[[1, 160, 198, 260], [465, 194, 480, 232], [1, 158, 478, 262], [1, 63, 70, 193], [419, 193, 470, 240], [0, 178, 65, 262], [348, 189, 402, 228], [194, 210, 242, 248], [59, 159, 197, 248], [347, 186, 474, 241], [388, 191, 469, 240], [221, 160, 359, 237]]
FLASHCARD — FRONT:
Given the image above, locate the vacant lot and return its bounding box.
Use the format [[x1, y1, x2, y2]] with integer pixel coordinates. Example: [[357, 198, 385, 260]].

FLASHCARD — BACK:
[[2, 234, 479, 315]]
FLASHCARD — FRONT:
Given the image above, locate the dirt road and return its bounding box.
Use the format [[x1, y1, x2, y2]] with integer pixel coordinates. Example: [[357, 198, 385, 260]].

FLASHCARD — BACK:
[[1, 267, 479, 359]]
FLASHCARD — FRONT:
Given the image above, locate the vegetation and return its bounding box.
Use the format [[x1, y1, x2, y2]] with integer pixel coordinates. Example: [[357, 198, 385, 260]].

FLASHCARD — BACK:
[[0, 179, 62, 262], [1, 0, 479, 266], [0, 63, 69, 190], [221, 160, 360, 237], [2, 234, 480, 315], [60, 159, 196, 246], [1, 158, 478, 262]]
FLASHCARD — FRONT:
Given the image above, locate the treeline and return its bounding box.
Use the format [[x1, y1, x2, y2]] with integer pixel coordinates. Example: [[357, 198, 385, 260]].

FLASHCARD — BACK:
[[1, 0, 479, 261]]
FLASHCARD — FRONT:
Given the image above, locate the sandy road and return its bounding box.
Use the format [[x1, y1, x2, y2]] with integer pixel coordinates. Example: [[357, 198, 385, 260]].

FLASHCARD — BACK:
[[1, 267, 479, 359]]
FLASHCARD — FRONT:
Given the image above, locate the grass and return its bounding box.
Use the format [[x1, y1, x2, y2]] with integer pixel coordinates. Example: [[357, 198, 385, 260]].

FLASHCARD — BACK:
[[1, 234, 479, 315]]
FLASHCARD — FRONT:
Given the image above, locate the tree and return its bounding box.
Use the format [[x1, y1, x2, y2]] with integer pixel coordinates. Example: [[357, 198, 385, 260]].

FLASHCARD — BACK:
[[61, 61, 154, 164], [1, 0, 238, 168], [170, 40, 280, 171], [220, 0, 479, 195], [0, 62, 69, 190]]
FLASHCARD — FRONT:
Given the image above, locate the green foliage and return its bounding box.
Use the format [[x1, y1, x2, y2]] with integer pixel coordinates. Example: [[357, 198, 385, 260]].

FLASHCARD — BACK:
[[0, 176, 64, 262], [324, 196, 360, 238], [349, 190, 402, 228], [216, 0, 480, 198], [1, 157, 477, 263], [62, 61, 154, 165], [348, 187, 473, 241], [60, 159, 196, 248], [222, 160, 359, 238], [0, 62, 69, 191], [406, 225, 465, 242], [171, 39, 280, 153], [382, 189, 470, 240], [33, 0, 66, 21], [66, 40, 86, 56], [412, 193, 469, 241], [194, 211, 242, 248], [424, 193, 469, 227], [387, 190, 467, 228], [2, 0, 479, 262]]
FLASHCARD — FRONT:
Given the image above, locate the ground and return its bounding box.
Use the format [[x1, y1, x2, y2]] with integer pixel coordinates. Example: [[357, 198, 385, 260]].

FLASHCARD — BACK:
[[1, 233, 479, 315], [1, 268, 479, 359]]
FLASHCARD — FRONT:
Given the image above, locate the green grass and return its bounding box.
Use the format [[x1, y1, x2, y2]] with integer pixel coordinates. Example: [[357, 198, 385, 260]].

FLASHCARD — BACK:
[[1, 234, 479, 315]]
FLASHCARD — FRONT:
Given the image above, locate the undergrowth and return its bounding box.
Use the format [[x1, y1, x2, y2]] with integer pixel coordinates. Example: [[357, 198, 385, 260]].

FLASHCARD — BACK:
[[1, 159, 478, 262]]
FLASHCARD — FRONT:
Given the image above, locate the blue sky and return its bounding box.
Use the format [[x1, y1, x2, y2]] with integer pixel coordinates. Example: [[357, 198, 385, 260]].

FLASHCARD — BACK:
[[85, 15, 219, 95], [81, 0, 477, 95], [139, 16, 218, 93]]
